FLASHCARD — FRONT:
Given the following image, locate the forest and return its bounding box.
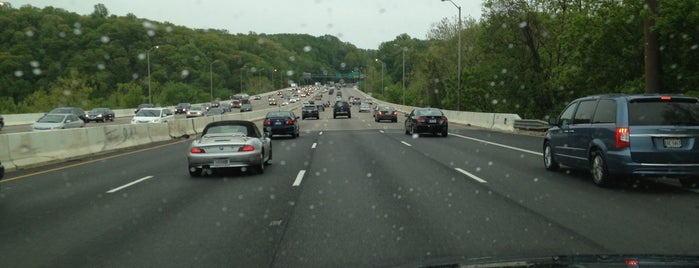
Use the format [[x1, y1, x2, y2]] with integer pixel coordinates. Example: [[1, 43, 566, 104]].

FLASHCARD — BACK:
[[1, 1, 697, 118]]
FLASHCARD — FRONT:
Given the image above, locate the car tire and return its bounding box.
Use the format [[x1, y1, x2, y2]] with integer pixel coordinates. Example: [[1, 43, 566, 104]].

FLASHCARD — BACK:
[[679, 177, 698, 188], [441, 128, 448, 137], [266, 145, 273, 164], [543, 142, 560, 171], [189, 167, 202, 177], [590, 150, 612, 187], [255, 156, 265, 174]]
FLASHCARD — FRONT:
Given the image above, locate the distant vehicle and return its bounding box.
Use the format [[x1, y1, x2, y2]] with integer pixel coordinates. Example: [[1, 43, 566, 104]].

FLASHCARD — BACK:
[[374, 105, 398, 123], [49, 107, 87, 123], [220, 102, 232, 112], [131, 108, 174, 124], [205, 107, 225, 116], [187, 120, 272, 176], [0, 160, 4, 181], [315, 94, 323, 101], [263, 110, 300, 138], [186, 106, 206, 118], [302, 105, 319, 120], [268, 98, 277, 105], [86, 107, 115, 122], [358, 102, 371, 113], [281, 100, 289, 106], [240, 103, 253, 112], [32, 113, 85, 131], [232, 93, 250, 107], [254, 95, 261, 100], [544, 94, 699, 188], [134, 103, 155, 114], [210, 101, 220, 108], [201, 103, 211, 111], [175, 103, 191, 114], [404, 108, 448, 137], [0, 115, 4, 131], [333, 101, 351, 119]]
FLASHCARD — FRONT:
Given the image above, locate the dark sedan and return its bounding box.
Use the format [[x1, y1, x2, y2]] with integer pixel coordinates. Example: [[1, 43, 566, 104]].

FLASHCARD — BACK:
[[263, 110, 299, 138], [175, 103, 191, 114], [302, 105, 319, 119], [374, 105, 398, 123], [86, 107, 115, 122], [404, 108, 448, 137]]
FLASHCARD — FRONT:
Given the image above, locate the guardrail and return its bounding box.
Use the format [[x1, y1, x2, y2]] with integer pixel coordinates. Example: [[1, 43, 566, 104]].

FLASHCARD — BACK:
[[513, 119, 550, 131]]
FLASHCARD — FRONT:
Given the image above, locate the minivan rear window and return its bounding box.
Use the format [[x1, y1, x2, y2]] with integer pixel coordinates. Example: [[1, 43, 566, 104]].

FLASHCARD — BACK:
[[628, 99, 699, 126]]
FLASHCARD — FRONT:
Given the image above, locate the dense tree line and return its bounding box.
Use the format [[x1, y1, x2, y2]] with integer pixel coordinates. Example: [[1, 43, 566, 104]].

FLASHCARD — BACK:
[[0, 3, 371, 113], [2, 1, 697, 119]]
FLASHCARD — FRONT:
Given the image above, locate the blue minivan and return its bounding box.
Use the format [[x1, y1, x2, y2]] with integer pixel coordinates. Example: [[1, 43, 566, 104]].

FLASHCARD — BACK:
[[544, 94, 699, 188]]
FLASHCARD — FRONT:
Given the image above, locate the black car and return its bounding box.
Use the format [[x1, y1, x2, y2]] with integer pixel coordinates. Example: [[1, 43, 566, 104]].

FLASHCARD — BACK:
[[175, 103, 191, 114], [86, 107, 115, 122], [375, 105, 398, 123], [263, 110, 299, 138], [134, 103, 155, 114], [0, 160, 4, 180], [48, 107, 87, 123], [333, 101, 351, 119], [404, 108, 448, 137], [0, 115, 4, 131], [302, 105, 319, 119]]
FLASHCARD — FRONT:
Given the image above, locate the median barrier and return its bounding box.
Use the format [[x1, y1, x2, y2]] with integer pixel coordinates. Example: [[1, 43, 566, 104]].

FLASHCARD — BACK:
[[102, 124, 152, 151], [148, 123, 171, 142], [0, 134, 14, 170], [7, 128, 91, 169], [2, 113, 46, 126], [168, 119, 195, 137]]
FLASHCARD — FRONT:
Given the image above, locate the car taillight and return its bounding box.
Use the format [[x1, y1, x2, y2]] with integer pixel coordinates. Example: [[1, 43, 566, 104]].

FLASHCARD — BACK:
[[392, 111, 397, 115], [263, 119, 271, 126], [441, 116, 448, 122], [616, 127, 630, 149], [285, 118, 295, 125], [660, 96, 672, 101], [417, 117, 425, 123], [191, 147, 205, 153], [238, 145, 255, 152]]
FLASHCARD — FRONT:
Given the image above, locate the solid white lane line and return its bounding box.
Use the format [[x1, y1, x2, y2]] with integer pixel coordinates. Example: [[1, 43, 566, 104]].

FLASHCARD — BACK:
[[106, 176, 154, 193], [455, 168, 487, 183], [292, 170, 306, 187], [450, 133, 542, 156], [400, 141, 412, 147], [312, 143, 317, 149]]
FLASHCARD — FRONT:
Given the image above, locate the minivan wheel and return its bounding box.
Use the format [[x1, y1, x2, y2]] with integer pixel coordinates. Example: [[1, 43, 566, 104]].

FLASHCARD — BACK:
[[679, 177, 698, 188], [543, 142, 559, 171], [590, 151, 612, 187]]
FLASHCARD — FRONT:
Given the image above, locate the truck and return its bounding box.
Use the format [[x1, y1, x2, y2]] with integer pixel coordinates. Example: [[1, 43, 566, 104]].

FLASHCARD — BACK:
[[232, 93, 250, 108]]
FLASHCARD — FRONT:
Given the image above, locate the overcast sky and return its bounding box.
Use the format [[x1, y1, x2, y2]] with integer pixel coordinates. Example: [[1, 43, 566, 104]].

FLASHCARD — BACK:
[[8, 0, 483, 49]]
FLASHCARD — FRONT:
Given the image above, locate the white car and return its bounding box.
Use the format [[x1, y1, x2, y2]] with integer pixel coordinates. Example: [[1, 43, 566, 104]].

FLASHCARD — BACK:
[[131, 108, 174, 124], [32, 113, 85, 131]]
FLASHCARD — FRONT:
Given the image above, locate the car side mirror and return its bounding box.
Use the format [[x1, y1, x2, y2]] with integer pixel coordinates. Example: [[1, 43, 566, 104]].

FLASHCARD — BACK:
[[548, 117, 558, 126]]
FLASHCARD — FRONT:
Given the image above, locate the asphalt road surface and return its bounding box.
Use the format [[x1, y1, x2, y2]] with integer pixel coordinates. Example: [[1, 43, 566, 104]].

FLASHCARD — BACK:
[[2, 88, 698, 267]]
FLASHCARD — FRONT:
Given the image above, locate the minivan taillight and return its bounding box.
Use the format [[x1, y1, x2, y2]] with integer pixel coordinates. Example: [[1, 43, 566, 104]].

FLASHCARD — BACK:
[[616, 127, 630, 149]]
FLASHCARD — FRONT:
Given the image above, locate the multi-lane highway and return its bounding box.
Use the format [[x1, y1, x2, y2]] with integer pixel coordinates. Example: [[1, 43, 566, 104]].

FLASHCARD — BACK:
[[1, 88, 698, 267]]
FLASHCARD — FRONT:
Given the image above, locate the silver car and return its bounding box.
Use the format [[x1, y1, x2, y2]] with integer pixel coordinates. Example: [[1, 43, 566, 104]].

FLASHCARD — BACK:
[[32, 113, 85, 131], [187, 120, 272, 176], [186, 106, 206, 118]]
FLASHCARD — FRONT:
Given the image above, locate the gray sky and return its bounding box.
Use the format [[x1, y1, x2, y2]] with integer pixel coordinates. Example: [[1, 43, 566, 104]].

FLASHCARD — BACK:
[[7, 0, 483, 49]]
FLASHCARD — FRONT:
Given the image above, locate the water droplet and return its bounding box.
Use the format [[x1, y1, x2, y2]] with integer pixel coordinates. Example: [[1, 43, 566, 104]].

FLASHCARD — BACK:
[[303, 45, 312, 52], [100, 36, 110, 43]]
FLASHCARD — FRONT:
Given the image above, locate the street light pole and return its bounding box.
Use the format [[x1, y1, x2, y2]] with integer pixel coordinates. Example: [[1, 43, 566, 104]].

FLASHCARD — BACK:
[[442, 0, 462, 111], [402, 47, 406, 106], [146, 45, 159, 104], [209, 59, 219, 101], [375, 58, 385, 96]]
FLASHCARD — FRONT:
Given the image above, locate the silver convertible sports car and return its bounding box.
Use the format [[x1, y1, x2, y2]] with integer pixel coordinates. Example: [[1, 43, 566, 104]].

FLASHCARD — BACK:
[[187, 120, 272, 176]]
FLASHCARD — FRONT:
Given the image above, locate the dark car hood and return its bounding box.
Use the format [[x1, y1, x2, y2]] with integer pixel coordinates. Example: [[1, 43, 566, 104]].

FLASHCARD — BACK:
[[391, 254, 699, 268]]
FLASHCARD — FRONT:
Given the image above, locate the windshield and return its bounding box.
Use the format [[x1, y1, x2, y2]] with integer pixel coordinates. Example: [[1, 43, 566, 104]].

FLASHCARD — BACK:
[[135, 109, 161, 117], [3, 1, 699, 268]]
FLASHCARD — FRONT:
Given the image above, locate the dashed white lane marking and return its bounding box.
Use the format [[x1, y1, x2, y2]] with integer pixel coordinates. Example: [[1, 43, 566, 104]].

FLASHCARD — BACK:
[[455, 168, 487, 183], [450, 133, 542, 156], [400, 141, 412, 147], [311, 143, 317, 149], [106, 176, 154, 193], [292, 170, 306, 187]]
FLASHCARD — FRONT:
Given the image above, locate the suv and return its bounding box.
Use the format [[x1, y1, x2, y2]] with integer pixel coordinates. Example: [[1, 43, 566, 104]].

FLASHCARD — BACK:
[[175, 103, 191, 114], [302, 105, 319, 120], [544, 94, 699, 188], [333, 101, 351, 119]]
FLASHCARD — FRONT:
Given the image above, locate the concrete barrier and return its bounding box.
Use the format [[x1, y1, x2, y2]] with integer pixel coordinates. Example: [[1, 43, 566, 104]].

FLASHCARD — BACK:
[[6, 128, 91, 168], [102, 124, 152, 151]]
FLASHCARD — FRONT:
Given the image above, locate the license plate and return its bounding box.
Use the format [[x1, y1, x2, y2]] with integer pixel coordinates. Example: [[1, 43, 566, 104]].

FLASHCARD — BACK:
[[214, 159, 229, 166], [274, 121, 282, 125], [664, 138, 682, 148], [429, 119, 436, 123]]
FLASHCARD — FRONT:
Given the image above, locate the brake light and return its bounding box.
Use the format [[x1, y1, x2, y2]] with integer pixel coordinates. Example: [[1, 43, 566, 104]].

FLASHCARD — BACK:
[[660, 96, 672, 101], [616, 127, 630, 149], [441, 116, 448, 122], [285, 118, 295, 125], [190, 147, 205, 153], [417, 117, 425, 123], [238, 145, 255, 152], [263, 119, 271, 126]]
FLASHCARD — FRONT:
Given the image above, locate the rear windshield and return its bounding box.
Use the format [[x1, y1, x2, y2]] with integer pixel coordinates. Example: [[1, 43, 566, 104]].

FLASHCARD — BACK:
[[628, 99, 699, 126]]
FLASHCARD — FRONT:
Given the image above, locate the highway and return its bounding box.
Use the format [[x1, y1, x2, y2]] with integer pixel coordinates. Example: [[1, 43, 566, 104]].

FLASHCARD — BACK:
[[1, 88, 698, 267]]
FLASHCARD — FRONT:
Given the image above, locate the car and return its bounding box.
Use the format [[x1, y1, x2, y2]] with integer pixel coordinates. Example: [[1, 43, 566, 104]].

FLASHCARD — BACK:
[[0, 115, 4, 131], [240, 103, 253, 112], [175, 103, 191, 114], [131, 107, 174, 123], [315, 94, 323, 100], [268, 98, 277, 105], [358, 102, 371, 113], [254, 95, 261, 100], [205, 107, 225, 116], [316, 104, 325, 112], [374, 105, 398, 122], [86, 107, 115, 122], [201, 103, 212, 111], [187, 120, 272, 176], [220, 102, 232, 112], [32, 113, 85, 131], [48, 107, 87, 123], [281, 100, 289, 106], [335, 96, 342, 102], [404, 108, 448, 137], [302, 105, 319, 119], [0, 160, 4, 181], [263, 110, 300, 138], [210, 101, 220, 108], [186, 106, 206, 118], [543, 94, 699, 188], [333, 100, 351, 119], [134, 103, 155, 114]]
